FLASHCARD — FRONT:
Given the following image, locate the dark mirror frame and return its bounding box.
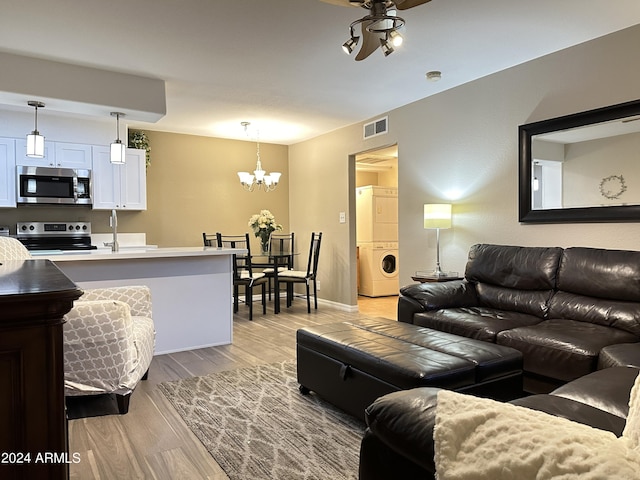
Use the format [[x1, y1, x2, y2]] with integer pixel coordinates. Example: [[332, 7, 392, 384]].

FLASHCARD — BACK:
[[519, 99, 640, 223]]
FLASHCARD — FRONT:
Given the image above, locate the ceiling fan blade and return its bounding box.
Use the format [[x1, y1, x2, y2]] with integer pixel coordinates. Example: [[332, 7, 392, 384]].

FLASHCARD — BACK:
[[394, 0, 431, 10], [355, 20, 382, 61], [318, 0, 363, 7]]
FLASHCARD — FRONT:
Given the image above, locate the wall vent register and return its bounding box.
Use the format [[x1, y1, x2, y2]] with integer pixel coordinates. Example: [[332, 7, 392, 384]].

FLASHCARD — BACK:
[[363, 116, 388, 139]]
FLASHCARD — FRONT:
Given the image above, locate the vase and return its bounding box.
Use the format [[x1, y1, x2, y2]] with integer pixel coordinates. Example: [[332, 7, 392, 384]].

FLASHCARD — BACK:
[[260, 233, 271, 254]]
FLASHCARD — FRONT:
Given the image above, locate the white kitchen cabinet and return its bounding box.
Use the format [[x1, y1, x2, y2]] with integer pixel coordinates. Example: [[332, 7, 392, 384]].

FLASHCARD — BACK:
[[15, 140, 92, 169], [92, 146, 147, 210], [54, 142, 92, 169], [0, 138, 16, 208]]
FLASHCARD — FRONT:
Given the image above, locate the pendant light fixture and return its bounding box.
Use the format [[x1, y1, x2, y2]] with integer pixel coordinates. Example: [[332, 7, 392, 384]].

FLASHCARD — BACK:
[[237, 122, 281, 192], [26, 101, 45, 158], [110, 112, 126, 164]]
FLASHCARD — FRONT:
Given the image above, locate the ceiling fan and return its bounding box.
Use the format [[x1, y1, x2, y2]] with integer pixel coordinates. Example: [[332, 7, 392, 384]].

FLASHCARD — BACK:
[[320, 0, 432, 60]]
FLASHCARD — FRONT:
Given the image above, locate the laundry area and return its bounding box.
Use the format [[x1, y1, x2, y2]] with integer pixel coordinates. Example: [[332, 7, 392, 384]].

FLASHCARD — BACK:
[[355, 145, 399, 298]]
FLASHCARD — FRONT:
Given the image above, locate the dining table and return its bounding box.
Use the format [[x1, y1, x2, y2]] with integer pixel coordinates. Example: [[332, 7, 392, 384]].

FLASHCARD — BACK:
[[252, 249, 298, 314]]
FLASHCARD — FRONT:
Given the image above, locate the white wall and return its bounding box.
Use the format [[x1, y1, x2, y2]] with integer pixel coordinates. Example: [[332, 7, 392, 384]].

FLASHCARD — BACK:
[[289, 24, 640, 307]]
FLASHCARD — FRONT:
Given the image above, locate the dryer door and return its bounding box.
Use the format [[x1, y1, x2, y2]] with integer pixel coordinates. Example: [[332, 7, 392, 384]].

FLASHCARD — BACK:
[[380, 252, 398, 278]]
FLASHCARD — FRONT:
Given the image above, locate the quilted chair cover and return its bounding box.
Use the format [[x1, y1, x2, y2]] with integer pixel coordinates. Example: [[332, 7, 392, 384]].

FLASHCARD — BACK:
[[0, 236, 155, 410], [63, 285, 156, 398], [0, 236, 32, 260]]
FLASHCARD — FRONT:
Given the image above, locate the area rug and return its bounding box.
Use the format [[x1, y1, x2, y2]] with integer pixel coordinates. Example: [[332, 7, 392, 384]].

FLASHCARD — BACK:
[[158, 360, 365, 480]]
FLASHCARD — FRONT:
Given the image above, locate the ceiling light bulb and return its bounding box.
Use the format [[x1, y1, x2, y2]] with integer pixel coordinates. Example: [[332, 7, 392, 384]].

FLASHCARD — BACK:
[[389, 30, 403, 47]]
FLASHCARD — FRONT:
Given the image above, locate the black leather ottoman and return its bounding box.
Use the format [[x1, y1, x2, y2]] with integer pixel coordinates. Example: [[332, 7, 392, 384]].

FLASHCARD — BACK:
[[296, 318, 523, 420]]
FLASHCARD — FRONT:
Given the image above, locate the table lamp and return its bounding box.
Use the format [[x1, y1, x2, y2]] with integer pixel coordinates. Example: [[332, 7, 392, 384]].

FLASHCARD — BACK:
[[424, 203, 452, 277]]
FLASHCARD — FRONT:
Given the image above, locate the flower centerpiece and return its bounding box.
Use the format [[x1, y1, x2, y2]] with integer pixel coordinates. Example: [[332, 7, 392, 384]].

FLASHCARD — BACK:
[[249, 210, 282, 253]]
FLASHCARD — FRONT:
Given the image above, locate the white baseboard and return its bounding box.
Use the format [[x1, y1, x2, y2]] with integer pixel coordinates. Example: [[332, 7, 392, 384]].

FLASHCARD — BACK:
[[238, 294, 357, 313]]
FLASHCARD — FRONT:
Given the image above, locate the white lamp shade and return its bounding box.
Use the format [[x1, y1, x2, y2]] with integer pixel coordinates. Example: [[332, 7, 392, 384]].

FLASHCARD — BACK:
[[26, 133, 45, 158], [254, 168, 266, 182], [270, 172, 282, 184], [110, 141, 126, 164], [424, 204, 452, 229]]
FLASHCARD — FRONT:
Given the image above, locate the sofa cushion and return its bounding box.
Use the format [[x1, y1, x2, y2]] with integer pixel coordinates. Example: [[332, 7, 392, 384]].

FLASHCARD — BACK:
[[476, 283, 552, 318], [598, 343, 640, 370], [413, 307, 543, 342], [465, 244, 562, 290], [549, 291, 640, 337], [497, 319, 638, 382], [557, 247, 640, 302]]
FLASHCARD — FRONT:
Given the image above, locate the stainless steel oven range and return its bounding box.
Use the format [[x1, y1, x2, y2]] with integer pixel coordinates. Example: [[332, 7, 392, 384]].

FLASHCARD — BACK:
[[17, 222, 97, 251]]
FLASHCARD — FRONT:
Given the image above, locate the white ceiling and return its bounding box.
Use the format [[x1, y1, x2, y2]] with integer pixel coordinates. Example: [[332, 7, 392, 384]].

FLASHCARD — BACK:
[[1, 0, 640, 145]]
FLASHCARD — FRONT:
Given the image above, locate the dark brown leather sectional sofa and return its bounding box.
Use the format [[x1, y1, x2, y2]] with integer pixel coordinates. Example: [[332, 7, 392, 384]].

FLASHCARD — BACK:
[[359, 244, 640, 479], [398, 243, 640, 393], [359, 366, 639, 480]]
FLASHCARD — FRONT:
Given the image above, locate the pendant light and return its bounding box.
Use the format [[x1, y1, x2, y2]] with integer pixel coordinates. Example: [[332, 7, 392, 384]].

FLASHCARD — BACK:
[[110, 112, 126, 164], [26, 101, 45, 158]]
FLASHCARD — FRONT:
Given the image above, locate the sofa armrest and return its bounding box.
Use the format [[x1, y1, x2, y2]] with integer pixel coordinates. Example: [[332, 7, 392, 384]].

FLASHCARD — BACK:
[[398, 280, 478, 324], [80, 285, 152, 319], [364, 388, 440, 476], [63, 300, 137, 394]]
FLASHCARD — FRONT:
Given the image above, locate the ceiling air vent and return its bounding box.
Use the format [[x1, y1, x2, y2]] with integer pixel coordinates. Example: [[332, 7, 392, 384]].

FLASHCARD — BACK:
[[363, 116, 388, 139]]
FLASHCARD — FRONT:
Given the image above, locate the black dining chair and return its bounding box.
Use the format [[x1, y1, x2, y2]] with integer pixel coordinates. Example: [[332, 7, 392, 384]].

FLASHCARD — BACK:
[[214, 233, 268, 321], [262, 232, 295, 300], [278, 232, 322, 313]]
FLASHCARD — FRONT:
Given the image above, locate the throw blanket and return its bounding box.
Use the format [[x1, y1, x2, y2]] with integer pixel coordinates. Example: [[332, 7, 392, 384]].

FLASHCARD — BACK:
[[434, 373, 640, 479]]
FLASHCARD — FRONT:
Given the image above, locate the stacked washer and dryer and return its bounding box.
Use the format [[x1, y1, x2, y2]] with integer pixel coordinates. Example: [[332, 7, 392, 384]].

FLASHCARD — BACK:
[[356, 186, 399, 297]]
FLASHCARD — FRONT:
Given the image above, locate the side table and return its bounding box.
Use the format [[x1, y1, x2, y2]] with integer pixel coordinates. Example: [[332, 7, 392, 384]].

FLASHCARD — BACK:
[[411, 274, 462, 283]]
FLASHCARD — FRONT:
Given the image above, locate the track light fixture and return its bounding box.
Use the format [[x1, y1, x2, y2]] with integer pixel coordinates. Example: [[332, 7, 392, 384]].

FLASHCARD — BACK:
[[341, 1, 405, 59], [110, 112, 126, 164], [26, 101, 45, 158], [380, 35, 394, 56], [342, 29, 360, 54], [326, 0, 432, 60]]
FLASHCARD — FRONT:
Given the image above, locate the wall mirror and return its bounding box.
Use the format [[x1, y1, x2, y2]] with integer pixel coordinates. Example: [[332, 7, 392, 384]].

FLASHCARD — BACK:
[[519, 99, 640, 223]]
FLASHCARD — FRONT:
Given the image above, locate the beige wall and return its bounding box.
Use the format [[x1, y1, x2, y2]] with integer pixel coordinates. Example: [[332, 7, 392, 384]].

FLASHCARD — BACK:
[[141, 131, 289, 249], [288, 24, 640, 308]]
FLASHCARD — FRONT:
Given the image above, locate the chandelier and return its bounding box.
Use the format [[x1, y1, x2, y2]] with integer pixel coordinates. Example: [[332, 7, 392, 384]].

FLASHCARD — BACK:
[[237, 122, 281, 192]]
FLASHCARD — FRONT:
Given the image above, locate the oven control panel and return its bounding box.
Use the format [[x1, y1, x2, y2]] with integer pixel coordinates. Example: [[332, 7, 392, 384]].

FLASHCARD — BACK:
[[17, 222, 92, 236]]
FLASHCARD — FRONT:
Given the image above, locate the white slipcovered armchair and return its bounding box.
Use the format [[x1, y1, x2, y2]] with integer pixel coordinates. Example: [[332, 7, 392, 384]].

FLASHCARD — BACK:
[[0, 236, 155, 414]]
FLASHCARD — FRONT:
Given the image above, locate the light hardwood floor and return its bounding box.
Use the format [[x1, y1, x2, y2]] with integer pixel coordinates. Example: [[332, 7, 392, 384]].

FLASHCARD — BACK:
[[68, 295, 399, 479]]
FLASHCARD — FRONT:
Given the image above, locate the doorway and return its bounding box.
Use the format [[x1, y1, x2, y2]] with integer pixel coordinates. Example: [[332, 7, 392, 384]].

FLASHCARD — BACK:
[[354, 144, 398, 317]]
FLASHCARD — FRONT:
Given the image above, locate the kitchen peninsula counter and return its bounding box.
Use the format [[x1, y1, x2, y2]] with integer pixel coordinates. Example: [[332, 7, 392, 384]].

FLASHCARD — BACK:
[[36, 247, 246, 354], [36, 246, 243, 261]]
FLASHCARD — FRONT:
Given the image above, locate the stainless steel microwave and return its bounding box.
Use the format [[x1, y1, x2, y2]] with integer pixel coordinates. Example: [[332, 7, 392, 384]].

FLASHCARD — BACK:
[[17, 166, 92, 205]]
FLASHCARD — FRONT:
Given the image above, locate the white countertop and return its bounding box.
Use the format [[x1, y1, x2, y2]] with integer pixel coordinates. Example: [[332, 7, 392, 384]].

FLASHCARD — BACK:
[[30, 246, 247, 262]]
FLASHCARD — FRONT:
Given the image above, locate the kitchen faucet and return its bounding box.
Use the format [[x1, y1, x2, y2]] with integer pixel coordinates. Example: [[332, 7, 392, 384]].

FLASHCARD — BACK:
[[104, 209, 119, 252]]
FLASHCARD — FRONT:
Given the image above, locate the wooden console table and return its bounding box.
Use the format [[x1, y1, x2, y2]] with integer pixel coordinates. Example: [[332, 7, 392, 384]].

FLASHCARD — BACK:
[[0, 259, 82, 480]]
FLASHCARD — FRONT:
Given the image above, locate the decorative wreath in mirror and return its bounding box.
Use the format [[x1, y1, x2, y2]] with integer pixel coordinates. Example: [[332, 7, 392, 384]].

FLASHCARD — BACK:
[[599, 174, 627, 200]]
